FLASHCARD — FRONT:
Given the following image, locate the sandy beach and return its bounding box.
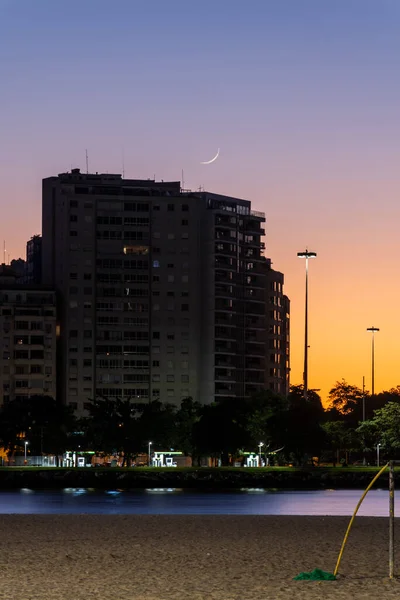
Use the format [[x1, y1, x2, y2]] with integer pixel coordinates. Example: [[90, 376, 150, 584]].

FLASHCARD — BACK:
[[0, 515, 399, 600]]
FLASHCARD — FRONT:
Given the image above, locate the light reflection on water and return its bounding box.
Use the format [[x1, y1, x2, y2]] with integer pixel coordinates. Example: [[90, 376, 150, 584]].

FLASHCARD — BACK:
[[0, 488, 396, 516]]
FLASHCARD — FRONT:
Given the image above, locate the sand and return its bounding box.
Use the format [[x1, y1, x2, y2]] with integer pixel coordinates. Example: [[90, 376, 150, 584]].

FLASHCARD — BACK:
[[0, 515, 399, 599]]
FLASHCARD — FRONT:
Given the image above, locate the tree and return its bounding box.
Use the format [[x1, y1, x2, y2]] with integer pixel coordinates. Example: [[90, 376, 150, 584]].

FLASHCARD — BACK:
[[356, 402, 400, 456], [327, 380, 364, 421], [322, 421, 359, 466], [281, 385, 326, 465], [0, 395, 76, 463], [174, 397, 202, 461]]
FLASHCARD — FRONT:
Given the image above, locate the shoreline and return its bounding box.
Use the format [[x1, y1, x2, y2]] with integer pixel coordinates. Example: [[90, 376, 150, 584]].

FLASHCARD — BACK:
[[0, 515, 399, 599], [0, 466, 393, 490]]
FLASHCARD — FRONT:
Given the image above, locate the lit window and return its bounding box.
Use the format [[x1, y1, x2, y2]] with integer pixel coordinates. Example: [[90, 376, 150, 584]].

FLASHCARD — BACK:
[[153, 260, 160, 268]]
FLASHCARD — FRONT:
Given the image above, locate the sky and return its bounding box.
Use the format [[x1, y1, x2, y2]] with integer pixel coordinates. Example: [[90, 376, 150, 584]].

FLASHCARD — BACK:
[[1, 0, 400, 402]]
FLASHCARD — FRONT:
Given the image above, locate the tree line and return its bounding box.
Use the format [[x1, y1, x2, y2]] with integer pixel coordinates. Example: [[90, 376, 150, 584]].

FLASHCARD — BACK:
[[1, 380, 400, 466]]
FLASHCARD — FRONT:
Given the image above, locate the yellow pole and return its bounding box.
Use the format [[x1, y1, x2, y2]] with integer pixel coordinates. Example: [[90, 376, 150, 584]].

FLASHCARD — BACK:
[[334, 462, 389, 577]]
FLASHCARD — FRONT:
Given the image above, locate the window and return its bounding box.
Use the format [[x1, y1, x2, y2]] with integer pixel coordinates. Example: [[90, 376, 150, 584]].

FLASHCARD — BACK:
[[152, 360, 160, 367], [182, 219, 188, 226], [152, 389, 160, 397], [84, 273, 92, 280], [167, 346, 174, 354], [181, 346, 188, 354], [167, 291, 175, 297], [167, 263, 174, 269], [153, 204, 160, 211], [181, 304, 189, 311], [181, 374, 189, 383], [182, 204, 189, 211], [31, 365, 42, 374], [153, 304, 160, 311], [182, 275, 189, 283], [182, 232, 189, 239], [70, 215, 78, 222], [69, 359, 78, 366], [16, 380, 28, 388], [70, 388, 78, 396], [70, 230, 78, 237], [152, 332, 160, 339], [84, 330, 92, 338], [70, 201, 78, 208], [153, 346, 160, 354], [152, 291, 160, 297], [70, 273, 77, 280], [69, 330, 78, 338], [167, 204, 175, 211], [167, 375, 175, 382], [152, 374, 160, 382], [84, 287, 92, 295], [153, 232, 160, 239], [83, 359, 92, 367], [168, 233, 175, 240], [181, 291, 189, 297], [167, 275, 174, 283], [45, 366, 52, 375], [153, 260, 160, 268], [167, 389, 174, 397], [153, 275, 160, 282], [181, 361, 188, 369], [167, 333, 175, 340]]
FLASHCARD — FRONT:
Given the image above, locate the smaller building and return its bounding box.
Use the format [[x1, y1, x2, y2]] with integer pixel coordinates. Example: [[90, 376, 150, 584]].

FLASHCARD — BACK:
[[0, 285, 57, 405], [25, 235, 42, 285], [264, 259, 290, 395]]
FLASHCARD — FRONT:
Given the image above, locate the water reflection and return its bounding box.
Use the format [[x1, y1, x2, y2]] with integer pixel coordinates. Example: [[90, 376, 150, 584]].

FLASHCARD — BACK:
[[0, 488, 395, 516]]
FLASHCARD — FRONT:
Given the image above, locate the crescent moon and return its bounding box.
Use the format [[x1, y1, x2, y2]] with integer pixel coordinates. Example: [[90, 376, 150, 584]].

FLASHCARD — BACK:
[[201, 148, 220, 165]]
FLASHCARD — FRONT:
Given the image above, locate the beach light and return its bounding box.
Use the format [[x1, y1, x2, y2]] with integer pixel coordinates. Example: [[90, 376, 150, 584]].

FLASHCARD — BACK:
[[297, 249, 317, 399], [258, 442, 264, 467], [366, 326, 380, 396], [24, 440, 29, 464], [148, 441, 152, 467]]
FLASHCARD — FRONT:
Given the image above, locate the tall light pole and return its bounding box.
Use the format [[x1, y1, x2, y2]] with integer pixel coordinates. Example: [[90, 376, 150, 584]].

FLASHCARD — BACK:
[[366, 326, 379, 396], [24, 441, 29, 464], [377, 443, 381, 467], [258, 442, 264, 467], [297, 249, 317, 399], [148, 441, 152, 467]]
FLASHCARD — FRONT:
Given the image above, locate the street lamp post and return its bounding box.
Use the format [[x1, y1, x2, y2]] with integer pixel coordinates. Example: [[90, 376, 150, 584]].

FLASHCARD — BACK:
[[297, 249, 317, 399], [24, 441, 29, 464], [258, 442, 264, 467], [377, 443, 381, 467], [366, 326, 380, 396], [148, 441, 152, 467]]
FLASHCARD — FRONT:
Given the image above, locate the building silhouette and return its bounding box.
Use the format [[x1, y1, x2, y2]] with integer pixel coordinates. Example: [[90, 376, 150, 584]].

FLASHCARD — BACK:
[[42, 169, 289, 414], [0, 263, 56, 405], [25, 235, 42, 284]]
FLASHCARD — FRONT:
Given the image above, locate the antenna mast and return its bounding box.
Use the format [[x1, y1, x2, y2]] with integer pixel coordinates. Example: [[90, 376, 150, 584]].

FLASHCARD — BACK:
[[122, 148, 125, 178], [182, 169, 185, 191], [3, 241, 5, 264], [85, 149, 89, 174]]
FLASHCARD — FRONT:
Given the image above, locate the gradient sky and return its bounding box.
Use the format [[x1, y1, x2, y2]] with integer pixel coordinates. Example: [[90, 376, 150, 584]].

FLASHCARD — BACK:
[[1, 0, 400, 402]]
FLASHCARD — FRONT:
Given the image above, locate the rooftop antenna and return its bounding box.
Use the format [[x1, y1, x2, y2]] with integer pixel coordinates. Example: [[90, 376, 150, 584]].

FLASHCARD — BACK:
[[85, 149, 89, 174], [122, 148, 125, 178], [182, 169, 185, 191], [7, 253, 10, 265], [3, 241, 5, 265]]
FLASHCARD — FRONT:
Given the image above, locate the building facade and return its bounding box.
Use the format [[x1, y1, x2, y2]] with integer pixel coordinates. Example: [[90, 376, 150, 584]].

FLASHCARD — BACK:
[[25, 235, 42, 284], [42, 169, 289, 414], [264, 259, 290, 395], [0, 286, 57, 405]]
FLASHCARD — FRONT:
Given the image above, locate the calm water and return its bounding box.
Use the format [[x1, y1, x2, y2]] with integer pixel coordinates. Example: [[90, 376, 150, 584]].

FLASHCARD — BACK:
[[0, 488, 396, 516]]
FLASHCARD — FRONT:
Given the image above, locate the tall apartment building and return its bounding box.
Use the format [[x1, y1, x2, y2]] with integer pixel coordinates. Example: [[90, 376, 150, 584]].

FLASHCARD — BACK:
[[42, 169, 289, 414], [264, 259, 290, 395], [0, 282, 57, 405]]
